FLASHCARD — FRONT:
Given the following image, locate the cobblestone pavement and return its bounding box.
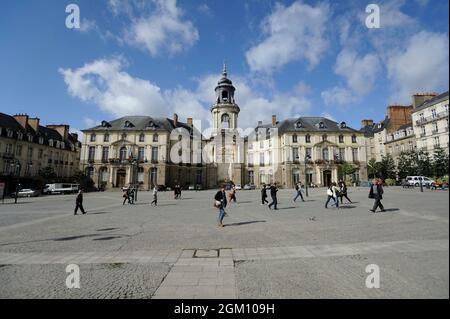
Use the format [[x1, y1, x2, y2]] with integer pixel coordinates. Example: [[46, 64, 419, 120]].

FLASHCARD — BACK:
[[0, 187, 448, 298]]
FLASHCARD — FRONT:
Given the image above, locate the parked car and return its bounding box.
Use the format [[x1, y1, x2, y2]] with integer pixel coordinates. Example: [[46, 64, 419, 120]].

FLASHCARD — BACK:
[[405, 176, 434, 187], [235, 184, 242, 190], [188, 185, 195, 190], [243, 184, 256, 190], [10, 188, 40, 198]]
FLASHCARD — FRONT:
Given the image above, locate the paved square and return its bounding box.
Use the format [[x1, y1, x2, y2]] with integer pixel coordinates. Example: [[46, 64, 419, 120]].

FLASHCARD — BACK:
[[0, 187, 448, 298]]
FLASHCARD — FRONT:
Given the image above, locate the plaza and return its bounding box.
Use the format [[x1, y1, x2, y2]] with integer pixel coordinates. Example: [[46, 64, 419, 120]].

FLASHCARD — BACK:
[[0, 186, 448, 299]]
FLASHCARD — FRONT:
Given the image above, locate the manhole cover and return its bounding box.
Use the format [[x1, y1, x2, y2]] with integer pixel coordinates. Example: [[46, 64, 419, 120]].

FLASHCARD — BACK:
[[194, 249, 219, 258]]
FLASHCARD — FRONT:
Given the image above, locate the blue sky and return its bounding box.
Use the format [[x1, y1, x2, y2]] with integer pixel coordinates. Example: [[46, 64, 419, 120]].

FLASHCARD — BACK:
[[0, 0, 448, 136]]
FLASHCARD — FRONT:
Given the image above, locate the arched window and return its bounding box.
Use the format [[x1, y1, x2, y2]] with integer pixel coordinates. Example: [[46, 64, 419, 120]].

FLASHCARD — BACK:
[[119, 147, 127, 161], [139, 133, 145, 142], [221, 113, 230, 129], [322, 147, 329, 161], [221, 91, 229, 101]]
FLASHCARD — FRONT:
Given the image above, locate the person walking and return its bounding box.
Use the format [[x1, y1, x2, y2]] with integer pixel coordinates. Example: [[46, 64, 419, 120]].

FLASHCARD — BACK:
[[369, 178, 385, 213], [338, 180, 353, 204], [268, 183, 279, 210], [331, 182, 340, 209], [293, 181, 305, 202], [150, 184, 158, 206], [122, 189, 130, 205], [74, 189, 86, 215], [229, 184, 237, 203], [261, 184, 269, 205], [325, 183, 339, 209], [214, 184, 228, 227]]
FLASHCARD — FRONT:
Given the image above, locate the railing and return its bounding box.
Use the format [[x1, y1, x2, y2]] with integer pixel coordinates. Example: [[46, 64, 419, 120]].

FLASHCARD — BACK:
[[415, 110, 449, 125]]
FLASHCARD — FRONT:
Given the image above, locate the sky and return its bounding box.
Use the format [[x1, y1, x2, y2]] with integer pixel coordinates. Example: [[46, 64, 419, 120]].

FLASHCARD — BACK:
[[0, 0, 448, 138]]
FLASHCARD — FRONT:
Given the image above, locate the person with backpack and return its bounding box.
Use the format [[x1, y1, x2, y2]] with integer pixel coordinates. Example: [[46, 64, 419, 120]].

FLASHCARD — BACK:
[[369, 178, 385, 213], [293, 181, 305, 202], [261, 184, 268, 205], [214, 184, 228, 227], [268, 183, 279, 210]]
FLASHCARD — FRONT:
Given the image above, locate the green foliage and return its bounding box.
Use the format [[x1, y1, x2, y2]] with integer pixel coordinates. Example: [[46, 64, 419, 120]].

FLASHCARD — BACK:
[[71, 170, 94, 191], [432, 147, 449, 178], [396, 151, 416, 179], [380, 154, 396, 180], [38, 166, 57, 182], [367, 158, 381, 178], [384, 178, 397, 186]]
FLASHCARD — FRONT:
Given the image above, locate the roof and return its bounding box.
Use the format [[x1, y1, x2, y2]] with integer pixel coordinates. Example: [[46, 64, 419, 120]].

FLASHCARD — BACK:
[[412, 91, 449, 113], [0, 112, 80, 150], [248, 116, 360, 137], [83, 115, 202, 137]]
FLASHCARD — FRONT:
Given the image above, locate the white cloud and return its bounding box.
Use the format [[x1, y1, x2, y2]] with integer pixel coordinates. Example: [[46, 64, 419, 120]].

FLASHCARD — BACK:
[[321, 87, 359, 106], [198, 4, 213, 17], [245, 1, 330, 73], [121, 0, 199, 56], [387, 31, 449, 102], [78, 19, 97, 33], [321, 112, 336, 122], [83, 117, 97, 127], [59, 57, 312, 131], [334, 49, 380, 96]]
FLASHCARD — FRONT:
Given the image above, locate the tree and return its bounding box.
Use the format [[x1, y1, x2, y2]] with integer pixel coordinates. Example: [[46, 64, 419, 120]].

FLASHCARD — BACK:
[[38, 166, 57, 182], [71, 170, 94, 191], [416, 150, 433, 177], [340, 161, 356, 181], [396, 150, 416, 179], [432, 147, 449, 178], [379, 154, 396, 180], [367, 158, 381, 179]]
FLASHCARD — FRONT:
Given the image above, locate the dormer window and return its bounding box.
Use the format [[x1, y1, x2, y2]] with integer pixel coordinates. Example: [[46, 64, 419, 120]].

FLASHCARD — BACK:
[[7, 130, 13, 138], [340, 122, 346, 128], [124, 121, 134, 128], [18, 132, 23, 140], [101, 121, 111, 128], [295, 121, 303, 129], [319, 122, 325, 129], [39, 137, 44, 144]]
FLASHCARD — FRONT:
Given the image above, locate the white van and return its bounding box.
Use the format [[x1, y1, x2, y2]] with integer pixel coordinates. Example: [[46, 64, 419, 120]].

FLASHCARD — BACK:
[[405, 176, 434, 187], [43, 183, 79, 195]]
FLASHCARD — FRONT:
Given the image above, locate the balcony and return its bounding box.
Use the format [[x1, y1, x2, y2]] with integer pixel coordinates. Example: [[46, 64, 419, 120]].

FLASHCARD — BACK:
[[420, 133, 426, 138], [415, 110, 449, 125], [2, 152, 14, 160], [432, 129, 439, 134]]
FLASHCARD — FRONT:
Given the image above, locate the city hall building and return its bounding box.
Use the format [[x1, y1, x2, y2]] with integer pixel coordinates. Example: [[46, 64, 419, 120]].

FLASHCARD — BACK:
[[80, 66, 368, 189]]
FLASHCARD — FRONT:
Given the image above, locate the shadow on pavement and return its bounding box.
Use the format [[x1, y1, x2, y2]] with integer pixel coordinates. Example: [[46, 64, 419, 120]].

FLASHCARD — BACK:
[[383, 208, 400, 212], [225, 220, 266, 227]]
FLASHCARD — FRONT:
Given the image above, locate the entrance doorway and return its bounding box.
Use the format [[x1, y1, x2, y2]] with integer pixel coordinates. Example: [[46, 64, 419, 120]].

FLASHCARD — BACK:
[[323, 170, 332, 187], [116, 169, 126, 188]]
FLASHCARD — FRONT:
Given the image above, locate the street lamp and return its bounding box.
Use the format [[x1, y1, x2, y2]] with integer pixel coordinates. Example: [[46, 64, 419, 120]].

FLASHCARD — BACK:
[[304, 154, 311, 197]]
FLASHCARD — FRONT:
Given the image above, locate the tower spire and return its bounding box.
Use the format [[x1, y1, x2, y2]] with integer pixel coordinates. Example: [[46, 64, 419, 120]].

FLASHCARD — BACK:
[[222, 61, 227, 77]]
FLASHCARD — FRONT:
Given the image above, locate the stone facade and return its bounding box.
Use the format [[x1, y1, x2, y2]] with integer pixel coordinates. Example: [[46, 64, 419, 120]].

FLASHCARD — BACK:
[[411, 92, 449, 153], [0, 113, 80, 180]]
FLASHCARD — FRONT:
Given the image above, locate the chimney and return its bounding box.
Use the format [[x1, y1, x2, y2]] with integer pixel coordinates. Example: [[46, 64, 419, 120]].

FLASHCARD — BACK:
[[46, 125, 69, 140], [173, 113, 178, 127], [71, 132, 79, 142], [187, 117, 193, 127], [257, 120, 262, 126], [361, 119, 373, 128], [271, 115, 277, 127], [412, 92, 438, 109], [13, 114, 29, 129], [28, 117, 40, 132], [386, 105, 412, 132]]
